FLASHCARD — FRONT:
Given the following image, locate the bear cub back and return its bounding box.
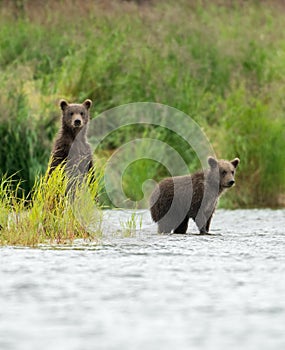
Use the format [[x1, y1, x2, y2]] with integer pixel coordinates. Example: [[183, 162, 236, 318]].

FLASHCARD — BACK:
[[149, 156, 240, 234]]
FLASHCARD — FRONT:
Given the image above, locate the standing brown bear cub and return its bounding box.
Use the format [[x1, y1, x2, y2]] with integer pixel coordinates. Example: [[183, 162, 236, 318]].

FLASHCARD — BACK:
[[149, 157, 240, 234], [48, 99, 93, 177]]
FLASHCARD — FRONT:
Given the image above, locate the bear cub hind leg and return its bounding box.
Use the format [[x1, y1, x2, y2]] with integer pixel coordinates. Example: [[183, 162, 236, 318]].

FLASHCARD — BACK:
[[174, 217, 189, 234]]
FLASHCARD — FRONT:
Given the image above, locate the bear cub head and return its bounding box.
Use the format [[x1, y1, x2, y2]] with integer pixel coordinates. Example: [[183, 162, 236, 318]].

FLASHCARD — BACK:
[[60, 99, 92, 132], [208, 156, 240, 190]]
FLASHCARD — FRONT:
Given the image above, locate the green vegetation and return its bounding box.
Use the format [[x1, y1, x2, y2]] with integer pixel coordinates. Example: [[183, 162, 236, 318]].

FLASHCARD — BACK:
[[0, 166, 102, 246], [0, 0, 285, 226], [120, 211, 143, 237]]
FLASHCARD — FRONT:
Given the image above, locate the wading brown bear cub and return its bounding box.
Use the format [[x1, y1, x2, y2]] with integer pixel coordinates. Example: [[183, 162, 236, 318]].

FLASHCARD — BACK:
[[150, 157, 240, 234], [48, 99, 93, 177]]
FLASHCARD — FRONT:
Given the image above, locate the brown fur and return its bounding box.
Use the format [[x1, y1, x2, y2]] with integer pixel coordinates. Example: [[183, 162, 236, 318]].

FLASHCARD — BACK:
[[149, 156, 240, 234], [48, 99, 93, 177]]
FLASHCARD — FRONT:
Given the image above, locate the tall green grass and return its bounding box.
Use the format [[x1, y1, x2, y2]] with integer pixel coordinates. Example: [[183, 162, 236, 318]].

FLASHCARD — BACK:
[[216, 85, 285, 207], [0, 91, 56, 195], [0, 0, 285, 208], [0, 166, 102, 246]]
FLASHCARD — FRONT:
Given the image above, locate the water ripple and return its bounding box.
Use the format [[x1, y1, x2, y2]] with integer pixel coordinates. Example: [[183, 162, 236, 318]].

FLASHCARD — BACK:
[[1, 209, 285, 350]]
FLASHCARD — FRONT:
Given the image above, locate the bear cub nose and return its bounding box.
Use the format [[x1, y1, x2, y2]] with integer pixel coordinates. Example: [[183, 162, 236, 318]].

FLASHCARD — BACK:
[[74, 119, 82, 127], [228, 180, 235, 187]]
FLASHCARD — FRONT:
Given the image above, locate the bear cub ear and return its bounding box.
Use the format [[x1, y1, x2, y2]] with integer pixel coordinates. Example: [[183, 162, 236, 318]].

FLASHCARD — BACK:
[[82, 99, 92, 110], [208, 156, 218, 168], [60, 99, 69, 111], [231, 158, 240, 168]]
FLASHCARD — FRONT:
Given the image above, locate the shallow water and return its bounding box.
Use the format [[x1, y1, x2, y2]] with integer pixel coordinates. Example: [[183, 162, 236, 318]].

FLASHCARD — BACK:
[[1, 209, 285, 350]]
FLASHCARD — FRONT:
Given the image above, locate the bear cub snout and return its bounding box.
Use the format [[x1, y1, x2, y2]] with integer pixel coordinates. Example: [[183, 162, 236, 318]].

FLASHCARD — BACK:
[[149, 156, 240, 234]]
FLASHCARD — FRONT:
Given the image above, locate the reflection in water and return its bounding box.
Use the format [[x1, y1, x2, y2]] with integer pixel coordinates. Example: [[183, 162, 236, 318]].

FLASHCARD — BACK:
[[1, 209, 285, 350]]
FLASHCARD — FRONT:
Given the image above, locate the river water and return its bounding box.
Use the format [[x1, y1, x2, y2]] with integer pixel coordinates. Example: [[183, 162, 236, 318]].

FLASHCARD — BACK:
[[1, 209, 285, 350]]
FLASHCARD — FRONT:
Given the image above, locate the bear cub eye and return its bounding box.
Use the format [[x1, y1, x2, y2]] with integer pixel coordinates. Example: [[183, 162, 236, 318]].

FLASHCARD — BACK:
[[70, 112, 74, 116], [80, 112, 84, 116], [222, 170, 227, 177]]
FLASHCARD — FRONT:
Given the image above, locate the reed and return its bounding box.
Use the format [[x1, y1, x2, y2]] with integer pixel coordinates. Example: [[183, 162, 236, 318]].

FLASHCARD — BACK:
[[0, 166, 102, 246]]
